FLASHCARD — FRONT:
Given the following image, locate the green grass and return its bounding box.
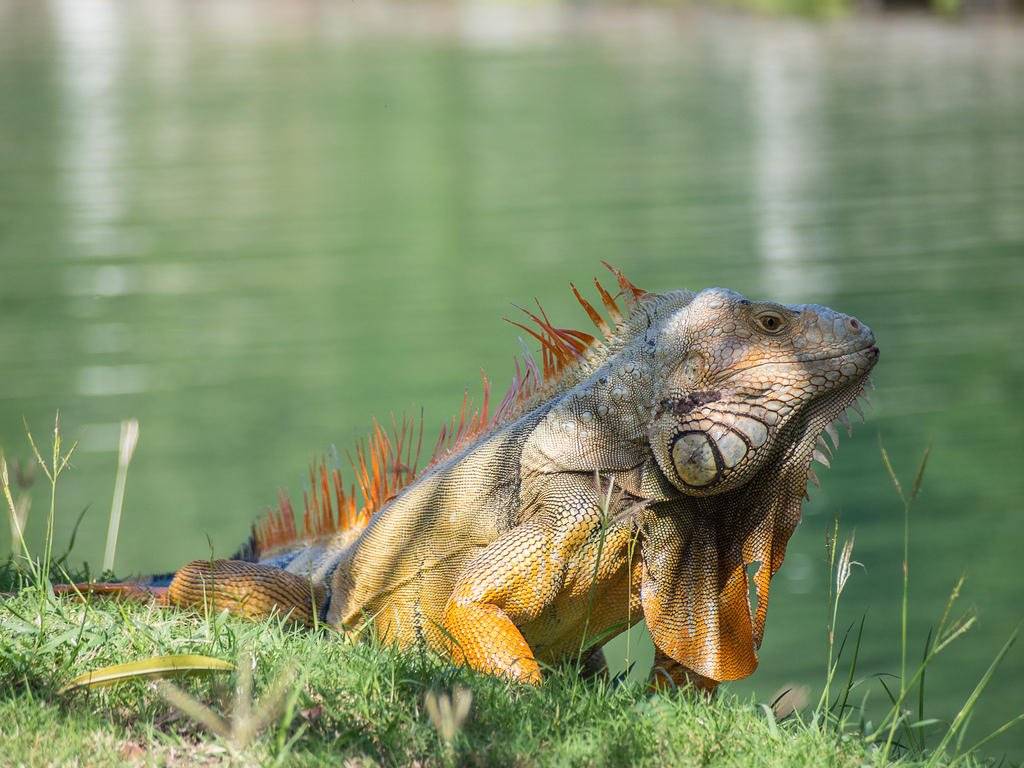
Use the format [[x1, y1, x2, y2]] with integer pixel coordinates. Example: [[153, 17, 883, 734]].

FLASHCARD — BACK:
[[1, 416, 1020, 766], [0, 587, 923, 767], [0, 585, 1014, 768]]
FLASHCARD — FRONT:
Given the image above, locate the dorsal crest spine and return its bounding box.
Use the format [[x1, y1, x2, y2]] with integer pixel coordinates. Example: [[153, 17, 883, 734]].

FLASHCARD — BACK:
[[252, 265, 648, 557]]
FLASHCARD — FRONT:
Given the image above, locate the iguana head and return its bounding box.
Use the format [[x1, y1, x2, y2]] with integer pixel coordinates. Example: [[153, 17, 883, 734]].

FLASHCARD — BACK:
[[647, 287, 878, 497], [632, 286, 877, 682]]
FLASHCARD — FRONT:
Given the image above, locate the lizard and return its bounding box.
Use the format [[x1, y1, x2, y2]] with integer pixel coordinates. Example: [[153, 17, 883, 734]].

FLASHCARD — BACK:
[[62, 265, 878, 692]]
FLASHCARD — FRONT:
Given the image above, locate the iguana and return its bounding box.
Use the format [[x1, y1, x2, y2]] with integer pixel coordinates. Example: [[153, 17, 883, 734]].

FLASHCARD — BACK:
[[64, 266, 878, 692]]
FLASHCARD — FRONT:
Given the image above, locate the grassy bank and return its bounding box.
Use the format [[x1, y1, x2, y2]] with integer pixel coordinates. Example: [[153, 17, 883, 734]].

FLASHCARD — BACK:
[[1, 420, 1020, 766], [0, 585, 988, 768], [1, 542, 1018, 766]]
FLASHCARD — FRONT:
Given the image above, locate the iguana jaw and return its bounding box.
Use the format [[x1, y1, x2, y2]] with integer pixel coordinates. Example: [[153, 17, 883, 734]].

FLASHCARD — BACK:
[[671, 342, 878, 496], [755, 339, 879, 453]]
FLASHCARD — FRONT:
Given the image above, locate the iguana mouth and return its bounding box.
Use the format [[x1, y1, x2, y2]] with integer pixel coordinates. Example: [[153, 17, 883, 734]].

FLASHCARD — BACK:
[[818, 344, 878, 416], [728, 341, 879, 375], [795, 339, 879, 364], [647, 339, 877, 498]]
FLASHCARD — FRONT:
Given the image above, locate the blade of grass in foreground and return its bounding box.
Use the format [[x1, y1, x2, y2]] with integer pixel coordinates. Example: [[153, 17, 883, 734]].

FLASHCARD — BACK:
[[877, 440, 929, 763], [102, 419, 139, 574], [926, 621, 1021, 765], [60, 654, 234, 693]]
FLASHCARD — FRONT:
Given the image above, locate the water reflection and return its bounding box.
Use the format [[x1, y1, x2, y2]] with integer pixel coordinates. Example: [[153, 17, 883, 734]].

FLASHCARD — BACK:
[[753, 25, 834, 301], [52, 0, 147, 425], [1, 2, 1021, 757], [53, 0, 125, 256]]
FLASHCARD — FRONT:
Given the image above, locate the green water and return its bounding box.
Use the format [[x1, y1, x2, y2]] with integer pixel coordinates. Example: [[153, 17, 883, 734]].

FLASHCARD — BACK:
[[2, 1, 1022, 758]]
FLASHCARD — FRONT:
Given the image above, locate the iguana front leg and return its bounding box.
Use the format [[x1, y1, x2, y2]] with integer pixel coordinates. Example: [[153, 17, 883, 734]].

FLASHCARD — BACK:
[[442, 476, 609, 685], [442, 520, 555, 685]]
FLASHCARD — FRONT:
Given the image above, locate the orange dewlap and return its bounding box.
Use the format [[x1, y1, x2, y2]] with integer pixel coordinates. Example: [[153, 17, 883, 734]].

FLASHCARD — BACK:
[[166, 559, 326, 628]]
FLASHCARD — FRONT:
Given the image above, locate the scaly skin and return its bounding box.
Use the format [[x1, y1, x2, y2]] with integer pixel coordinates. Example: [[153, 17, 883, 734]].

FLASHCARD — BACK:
[[114, 278, 880, 691]]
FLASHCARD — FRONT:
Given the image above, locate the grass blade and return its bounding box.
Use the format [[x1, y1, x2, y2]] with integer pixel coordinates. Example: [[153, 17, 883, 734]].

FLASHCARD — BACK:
[[153, 679, 231, 739], [961, 714, 1024, 757], [878, 436, 904, 507], [835, 613, 865, 724], [103, 419, 140, 574], [60, 654, 234, 692], [930, 621, 1021, 762], [908, 444, 931, 507]]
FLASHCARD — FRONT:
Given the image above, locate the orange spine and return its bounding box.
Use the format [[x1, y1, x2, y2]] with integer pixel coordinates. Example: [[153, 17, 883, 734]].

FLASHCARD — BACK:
[[252, 267, 645, 559]]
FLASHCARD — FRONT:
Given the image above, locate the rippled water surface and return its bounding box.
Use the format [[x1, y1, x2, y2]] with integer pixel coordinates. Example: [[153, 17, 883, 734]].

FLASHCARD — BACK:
[[1, 1, 1022, 757]]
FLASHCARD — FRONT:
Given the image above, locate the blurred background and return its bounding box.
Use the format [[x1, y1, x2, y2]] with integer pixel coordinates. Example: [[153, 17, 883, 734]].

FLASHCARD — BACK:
[[1, 0, 1022, 759]]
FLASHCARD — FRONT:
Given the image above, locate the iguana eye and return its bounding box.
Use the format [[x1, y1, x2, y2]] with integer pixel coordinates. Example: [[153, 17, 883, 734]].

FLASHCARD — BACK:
[[755, 312, 785, 334]]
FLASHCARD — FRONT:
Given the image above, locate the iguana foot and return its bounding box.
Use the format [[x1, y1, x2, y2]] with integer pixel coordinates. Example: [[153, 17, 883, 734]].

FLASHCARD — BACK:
[[166, 559, 327, 628], [578, 647, 610, 682], [442, 598, 542, 685], [649, 650, 719, 697]]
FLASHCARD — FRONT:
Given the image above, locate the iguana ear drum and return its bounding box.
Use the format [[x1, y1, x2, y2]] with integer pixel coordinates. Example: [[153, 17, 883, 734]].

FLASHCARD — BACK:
[[671, 431, 721, 487], [670, 428, 751, 489], [666, 412, 774, 493]]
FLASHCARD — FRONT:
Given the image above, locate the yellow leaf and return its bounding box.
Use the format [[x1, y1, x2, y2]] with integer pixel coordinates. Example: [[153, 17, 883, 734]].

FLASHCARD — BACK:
[[61, 654, 234, 693]]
